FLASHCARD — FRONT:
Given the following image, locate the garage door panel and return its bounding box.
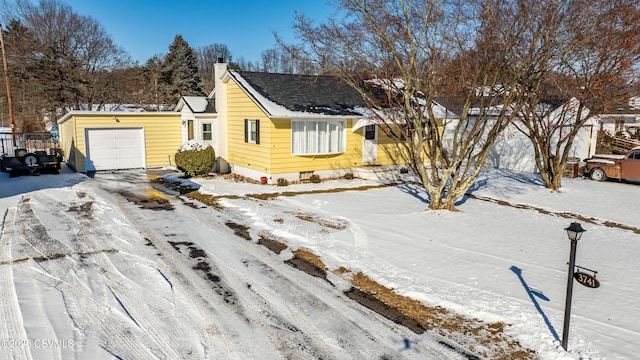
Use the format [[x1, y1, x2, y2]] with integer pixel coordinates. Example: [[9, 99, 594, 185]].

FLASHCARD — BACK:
[[86, 128, 145, 171], [113, 149, 143, 169]]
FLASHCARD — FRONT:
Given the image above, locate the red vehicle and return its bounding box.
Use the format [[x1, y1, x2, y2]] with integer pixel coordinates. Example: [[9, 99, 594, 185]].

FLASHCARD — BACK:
[[583, 146, 640, 181]]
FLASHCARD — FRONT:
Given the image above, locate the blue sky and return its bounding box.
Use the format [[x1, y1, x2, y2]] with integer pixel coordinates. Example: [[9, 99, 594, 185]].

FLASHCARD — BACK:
[[64, 0, 336, 65]]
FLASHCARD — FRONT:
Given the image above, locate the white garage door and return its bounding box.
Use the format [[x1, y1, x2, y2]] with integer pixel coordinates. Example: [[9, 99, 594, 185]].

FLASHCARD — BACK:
[[85, 128, 145, 171]]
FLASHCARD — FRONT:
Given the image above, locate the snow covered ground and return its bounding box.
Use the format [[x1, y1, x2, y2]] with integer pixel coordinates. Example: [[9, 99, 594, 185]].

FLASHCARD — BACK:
[[0, 166, 638, 359]]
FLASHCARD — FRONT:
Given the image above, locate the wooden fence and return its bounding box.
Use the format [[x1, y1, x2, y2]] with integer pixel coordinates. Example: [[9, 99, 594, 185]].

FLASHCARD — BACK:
[[611, 137, 640, 154]]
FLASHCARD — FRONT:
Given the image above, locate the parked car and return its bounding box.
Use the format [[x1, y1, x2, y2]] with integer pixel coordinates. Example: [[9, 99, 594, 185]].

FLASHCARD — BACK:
[[0, 148, 61, 177], [582, 146, 640, 181]]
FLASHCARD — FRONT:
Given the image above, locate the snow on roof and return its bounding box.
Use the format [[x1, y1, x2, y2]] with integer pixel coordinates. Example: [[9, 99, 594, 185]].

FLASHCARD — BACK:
[[363, 78, 456, 117], [181, 96, 213, 113], [229, 71, 457, 123], [78, 104, 154, 112]]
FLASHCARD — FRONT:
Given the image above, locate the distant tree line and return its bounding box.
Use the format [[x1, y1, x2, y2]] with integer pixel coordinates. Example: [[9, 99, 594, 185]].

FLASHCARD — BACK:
[[0, 0, 309, 132]]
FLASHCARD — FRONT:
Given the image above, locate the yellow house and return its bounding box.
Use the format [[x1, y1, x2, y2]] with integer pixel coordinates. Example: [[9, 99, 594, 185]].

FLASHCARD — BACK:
[[57, 111, 181, 172], [214, 64, 405, 183], [56, 63, 442, 180]]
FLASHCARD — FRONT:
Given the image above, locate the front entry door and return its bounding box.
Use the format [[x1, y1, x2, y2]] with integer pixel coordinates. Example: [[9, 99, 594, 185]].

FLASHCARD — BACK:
[[362, 124, 378, 163]]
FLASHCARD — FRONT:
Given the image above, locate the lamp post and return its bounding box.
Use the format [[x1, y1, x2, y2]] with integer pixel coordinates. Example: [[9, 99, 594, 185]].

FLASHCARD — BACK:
[[561, 222, 586, 351]]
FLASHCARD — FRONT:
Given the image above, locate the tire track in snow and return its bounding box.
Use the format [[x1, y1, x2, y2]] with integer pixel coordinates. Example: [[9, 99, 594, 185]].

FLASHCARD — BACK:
[[15, 192, 186, 359], [182, 206, 398, 359], [177, 192, 459, 359], [0, 207, 32, 360], [68, 191, 204, 358], [14, 266, 160, 360], [97, 183, 286, 359], [17, 196, 73, 257], [15, 195, 154, 358]]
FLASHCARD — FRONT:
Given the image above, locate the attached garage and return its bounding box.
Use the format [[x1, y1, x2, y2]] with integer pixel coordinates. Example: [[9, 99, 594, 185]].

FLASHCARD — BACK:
[[58, 112, 182, 172], [85, 128, 145, 171]]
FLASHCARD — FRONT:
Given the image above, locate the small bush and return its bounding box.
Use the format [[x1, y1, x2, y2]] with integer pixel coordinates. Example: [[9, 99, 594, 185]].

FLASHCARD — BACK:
[[309, 174, 321, 183], [343, 172, 354, 180], [175, 142, 216, 177], [276, 178, 289, 186]]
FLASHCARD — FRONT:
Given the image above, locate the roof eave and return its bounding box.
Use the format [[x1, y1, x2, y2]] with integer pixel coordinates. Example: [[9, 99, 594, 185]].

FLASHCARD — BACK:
[[57, 110, 181, 124]]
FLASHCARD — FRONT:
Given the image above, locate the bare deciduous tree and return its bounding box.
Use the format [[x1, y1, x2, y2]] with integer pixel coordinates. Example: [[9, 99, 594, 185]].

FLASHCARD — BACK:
[[197, 43, 232, 91], [0, 0, 131, 129], [290, 0, 548, 210], [141, 55, 168, 109], [513, 0, 640, 190]]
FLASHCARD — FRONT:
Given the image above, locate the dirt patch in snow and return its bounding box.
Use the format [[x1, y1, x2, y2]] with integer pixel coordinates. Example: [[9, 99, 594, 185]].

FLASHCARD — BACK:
[[291, 249, 328, 271], [344, 287, 426, 334], [343, 270, 536, 359], [246, 184, 390, 201], [168, 241, 207, 259], [116, 189, 174, 211], [225, 221, 252, 240], [183, 191, 235, 210], [257, 235, 288, 254], [0, 248, 119, 265], [283, 249, 535, 359], [168, 240, 237, 305], [152, 177, 199, 195], [285, 256, 330, 284], [68, 200, 94, 217], [293, 213, 348, 230]]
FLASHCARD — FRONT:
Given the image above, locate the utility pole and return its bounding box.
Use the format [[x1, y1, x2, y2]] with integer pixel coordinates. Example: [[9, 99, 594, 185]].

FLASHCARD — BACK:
[[0, 23, 16, 148]]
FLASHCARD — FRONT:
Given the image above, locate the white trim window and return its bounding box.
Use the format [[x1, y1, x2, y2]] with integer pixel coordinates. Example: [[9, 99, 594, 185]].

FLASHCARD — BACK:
[[292, 119, 345, 155], [244, 119, 260, 144], [202, 123, 213, 141]]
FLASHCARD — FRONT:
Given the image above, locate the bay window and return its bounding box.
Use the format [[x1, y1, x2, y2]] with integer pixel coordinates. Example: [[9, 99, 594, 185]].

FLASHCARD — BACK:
[[292, 119, 345, 155]]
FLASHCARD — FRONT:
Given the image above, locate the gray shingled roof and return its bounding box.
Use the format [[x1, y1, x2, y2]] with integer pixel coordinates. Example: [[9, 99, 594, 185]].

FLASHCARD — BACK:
[[235, 71, 366, 116]]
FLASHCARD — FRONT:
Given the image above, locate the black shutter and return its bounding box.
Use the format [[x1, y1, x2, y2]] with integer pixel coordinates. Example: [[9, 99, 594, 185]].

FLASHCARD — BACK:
[[244, 119, 248, 143], [255, 120, 260, 144]]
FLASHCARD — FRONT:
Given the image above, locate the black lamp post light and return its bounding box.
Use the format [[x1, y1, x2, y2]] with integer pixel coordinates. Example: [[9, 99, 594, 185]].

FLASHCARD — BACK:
[[561, 222, 600, 352]]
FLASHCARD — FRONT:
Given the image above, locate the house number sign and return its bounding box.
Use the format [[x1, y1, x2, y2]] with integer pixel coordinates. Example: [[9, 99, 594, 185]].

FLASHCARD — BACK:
[[574, 271, 600, 288]]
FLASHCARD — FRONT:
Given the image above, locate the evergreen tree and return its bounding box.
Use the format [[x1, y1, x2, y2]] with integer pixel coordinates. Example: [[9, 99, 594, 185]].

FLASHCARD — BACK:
[[141, 55, 168, 109], [162, 35, 204, 100]]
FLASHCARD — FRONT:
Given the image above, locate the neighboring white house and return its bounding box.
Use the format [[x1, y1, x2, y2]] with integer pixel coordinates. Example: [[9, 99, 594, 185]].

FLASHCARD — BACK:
[[438, 97, 597, 173], [594, 96, 640, 136], [489, 98, 597, 173]]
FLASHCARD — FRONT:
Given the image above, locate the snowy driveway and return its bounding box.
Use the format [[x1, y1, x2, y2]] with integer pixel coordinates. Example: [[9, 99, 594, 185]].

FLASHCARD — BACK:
[[0, 170, 461, 359]]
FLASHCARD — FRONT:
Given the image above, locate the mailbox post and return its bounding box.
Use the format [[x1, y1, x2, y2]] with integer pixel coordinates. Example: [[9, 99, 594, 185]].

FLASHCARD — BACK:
[[561, 222, 586, 351]]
